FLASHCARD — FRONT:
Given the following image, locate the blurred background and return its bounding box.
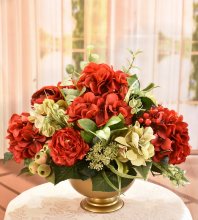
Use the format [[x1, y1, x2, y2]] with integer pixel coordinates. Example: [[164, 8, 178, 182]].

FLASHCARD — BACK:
[[1, 0, 198, 157]]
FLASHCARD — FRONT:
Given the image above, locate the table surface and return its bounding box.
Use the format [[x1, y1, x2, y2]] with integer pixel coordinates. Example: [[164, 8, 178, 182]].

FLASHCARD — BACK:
[[4, 179, 192, 220]]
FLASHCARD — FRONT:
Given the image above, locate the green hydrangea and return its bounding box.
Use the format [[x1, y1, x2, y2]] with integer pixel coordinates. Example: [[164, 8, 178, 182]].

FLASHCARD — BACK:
[[29, 99, 69, 137], [129, 98, 143, 114], [86, 141, 119, 171], [115, 122, 155, 166]]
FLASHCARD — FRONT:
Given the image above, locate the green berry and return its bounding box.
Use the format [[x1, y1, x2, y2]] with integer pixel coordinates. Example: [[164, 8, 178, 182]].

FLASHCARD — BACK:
[[35, 151, 47, 164], [65, 64, 74, 74], [29, 161, 39, 174], [37, 164, 51, 177]]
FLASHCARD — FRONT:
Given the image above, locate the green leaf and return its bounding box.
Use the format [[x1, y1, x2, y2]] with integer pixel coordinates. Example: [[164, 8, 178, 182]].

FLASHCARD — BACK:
[[64, 88, 80, 96], [24, 158, 32, 166], [80, 130, 94, 143], [135, 161, 152, 180], [141, 97, 156, 110], [110, 127, 128, 140], [102, 171, 119, 192], [142, 83, 155, 92], [125, 77, 140, 103], [115, 159, 129, 174], [92, 172, 118, 192], [53, 161, 91, 184], [127, 74, 138, 86], [53, 165, 81, 184], [3, 152, 13, 164], [61, 88, 80, 105], [95, 127, 111, 140], [18, 167, 30, 176], [78, 118, 98, 132], [92, 171, 134, 192], [104, 116, 122, 128], [78, 163, 97, 179], [107, 164, 143, 179]]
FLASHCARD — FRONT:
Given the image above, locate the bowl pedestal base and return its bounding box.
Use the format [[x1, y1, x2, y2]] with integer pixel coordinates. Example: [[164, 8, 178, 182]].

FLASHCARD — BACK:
[[80, 196, 124, 213]]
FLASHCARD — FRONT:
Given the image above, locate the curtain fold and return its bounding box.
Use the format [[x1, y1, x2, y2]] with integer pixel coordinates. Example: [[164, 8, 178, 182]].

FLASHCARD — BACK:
[[0, 0, 73, 158]]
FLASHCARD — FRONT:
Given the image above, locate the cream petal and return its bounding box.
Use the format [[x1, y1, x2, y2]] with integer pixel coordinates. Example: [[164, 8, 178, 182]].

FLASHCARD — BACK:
[[131, 132, 139, 148], [148, 144, 155, 157], [115, 137, 130, 146], [131, 155, 146, 166], [126, 150, 137, 161], [141, 147, 150, 159]]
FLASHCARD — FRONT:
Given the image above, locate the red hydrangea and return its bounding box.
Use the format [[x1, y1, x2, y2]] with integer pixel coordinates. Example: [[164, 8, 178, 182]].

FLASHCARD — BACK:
[[67, 92, 132, 127], [31, 86, 63, 105], [77, 62, 128, 99], [6, 113, 46, 163], [139, 106, 191, 164], [49, 127, 90, 166]]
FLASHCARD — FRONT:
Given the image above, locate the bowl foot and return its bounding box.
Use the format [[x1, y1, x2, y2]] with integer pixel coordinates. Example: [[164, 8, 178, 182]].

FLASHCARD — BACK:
[[80, 196, 124, 213]]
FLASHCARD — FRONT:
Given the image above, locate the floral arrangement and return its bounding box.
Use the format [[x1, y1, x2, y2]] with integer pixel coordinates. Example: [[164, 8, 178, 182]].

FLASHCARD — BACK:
[[4, 46, 191, 192]]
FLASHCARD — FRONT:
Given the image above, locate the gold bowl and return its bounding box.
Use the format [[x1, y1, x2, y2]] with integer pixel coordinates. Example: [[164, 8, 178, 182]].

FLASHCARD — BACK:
[[69, 178, 134, 213]]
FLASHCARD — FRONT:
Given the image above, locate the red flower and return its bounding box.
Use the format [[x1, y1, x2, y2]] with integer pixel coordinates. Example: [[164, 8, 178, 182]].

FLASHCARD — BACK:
[[67, 92, 132, 127], [49, 127, 90, 166], [67, 92, 99, 122], [31, 86, 63, 105], [6, 113, 46, 163], [77, 63, 129, 99], [95, 93, 132, 126], [139, 106, 191, 164]]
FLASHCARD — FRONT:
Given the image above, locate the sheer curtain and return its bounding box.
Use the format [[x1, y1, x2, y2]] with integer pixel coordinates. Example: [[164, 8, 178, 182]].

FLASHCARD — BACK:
[[0, 0, 73, 158], [0, 0, 195, 158]]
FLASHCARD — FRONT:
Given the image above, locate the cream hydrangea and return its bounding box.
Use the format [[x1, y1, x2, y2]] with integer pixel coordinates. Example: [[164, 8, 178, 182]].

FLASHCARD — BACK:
[[29, 99, 68, 137], [115, 122, 155, 166]]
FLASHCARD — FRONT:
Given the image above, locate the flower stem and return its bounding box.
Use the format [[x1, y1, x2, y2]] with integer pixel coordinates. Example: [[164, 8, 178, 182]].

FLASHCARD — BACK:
[[107, 164, 143, 179]]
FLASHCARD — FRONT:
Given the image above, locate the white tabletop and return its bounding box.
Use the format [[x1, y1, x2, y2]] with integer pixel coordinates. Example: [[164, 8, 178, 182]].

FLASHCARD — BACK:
[[5, 179, 192, 220]]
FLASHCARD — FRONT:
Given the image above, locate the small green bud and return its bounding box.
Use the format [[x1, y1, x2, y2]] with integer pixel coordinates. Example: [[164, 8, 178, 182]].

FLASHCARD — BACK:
[[66, 64, 75, 74], [29, 161, 39, 174], [37, 164, 51, 177], [89, 53, 99, 62], [35, 151, 48, 165]]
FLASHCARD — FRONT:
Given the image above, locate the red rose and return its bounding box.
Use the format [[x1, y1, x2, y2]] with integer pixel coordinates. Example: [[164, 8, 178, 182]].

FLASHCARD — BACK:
[[6, 113, 46, 163], [67, 92, 132, 127], [31, 86, 63, 105], [49, 127, 89, 166], [140, 106, 191, 164], [77, 63, 129, 99]]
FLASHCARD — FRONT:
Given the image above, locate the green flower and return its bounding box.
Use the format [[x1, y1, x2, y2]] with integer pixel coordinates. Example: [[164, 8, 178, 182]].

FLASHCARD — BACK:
[[129, 98, 143, 114], [29, 99, 69, 137], [115, 122, 155, 166], [86, 141, 119, 171]]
